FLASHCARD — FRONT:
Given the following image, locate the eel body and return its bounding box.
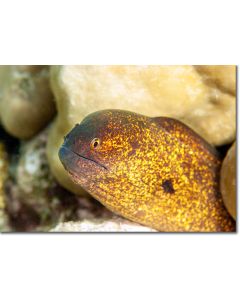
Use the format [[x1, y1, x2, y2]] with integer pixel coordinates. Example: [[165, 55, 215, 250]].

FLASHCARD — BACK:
[[59, 109, 235, 232]]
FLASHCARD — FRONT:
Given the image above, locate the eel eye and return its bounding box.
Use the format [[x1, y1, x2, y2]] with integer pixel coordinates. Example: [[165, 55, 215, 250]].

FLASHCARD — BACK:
[[91, 138, 100, 150]]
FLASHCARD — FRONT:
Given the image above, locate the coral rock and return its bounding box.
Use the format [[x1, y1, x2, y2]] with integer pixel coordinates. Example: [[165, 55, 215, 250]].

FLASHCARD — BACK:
[[50, 216, 157, 232], [4, 128, 112, 231], [220, 142, 236, 220], [195, 65, 236, 95], [48, 65, 236, 194], [0, 65, 56, 139], [0, 142, 10, 231]]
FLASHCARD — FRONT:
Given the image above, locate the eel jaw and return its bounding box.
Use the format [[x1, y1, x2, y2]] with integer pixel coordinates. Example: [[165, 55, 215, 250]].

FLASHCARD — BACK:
[[58, 146, 107, 181]]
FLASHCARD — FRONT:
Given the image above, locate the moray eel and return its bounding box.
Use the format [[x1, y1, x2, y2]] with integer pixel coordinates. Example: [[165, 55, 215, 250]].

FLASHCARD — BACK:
[[59, 109, 235, 232]]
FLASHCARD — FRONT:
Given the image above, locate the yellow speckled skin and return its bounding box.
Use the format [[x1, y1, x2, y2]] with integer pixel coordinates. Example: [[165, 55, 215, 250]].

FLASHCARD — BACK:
[[59, 110, 235, 232]]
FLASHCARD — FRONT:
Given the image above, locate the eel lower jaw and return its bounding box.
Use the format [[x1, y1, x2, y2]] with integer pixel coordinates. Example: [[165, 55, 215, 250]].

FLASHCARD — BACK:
[[59, 146, 108, 178]]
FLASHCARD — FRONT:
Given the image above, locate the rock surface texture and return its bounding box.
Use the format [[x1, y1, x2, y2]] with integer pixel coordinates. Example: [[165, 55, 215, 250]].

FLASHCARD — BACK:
[[50, 216, 157, 232], [220, 142, 236, 220], [4, 128, 113, 231], [0, 65, 56, 139], [0, 142, 10, 231], [195, 65, 236, 95], [48, 65, 236, 194]]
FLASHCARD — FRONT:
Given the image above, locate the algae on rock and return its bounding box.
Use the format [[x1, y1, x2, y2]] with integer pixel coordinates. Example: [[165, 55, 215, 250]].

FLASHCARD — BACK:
[[48, 65, 236, 195]]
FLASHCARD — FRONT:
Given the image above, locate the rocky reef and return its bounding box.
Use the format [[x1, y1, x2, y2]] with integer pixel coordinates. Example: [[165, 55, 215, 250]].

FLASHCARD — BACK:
[[0, 65, 236, 232], [4, 128, 113, 231]]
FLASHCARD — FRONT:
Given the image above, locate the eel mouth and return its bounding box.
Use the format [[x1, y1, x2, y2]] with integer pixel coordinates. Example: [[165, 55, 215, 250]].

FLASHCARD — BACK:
[[58, 146, 108, 176], [70, 148, 107, 170]]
